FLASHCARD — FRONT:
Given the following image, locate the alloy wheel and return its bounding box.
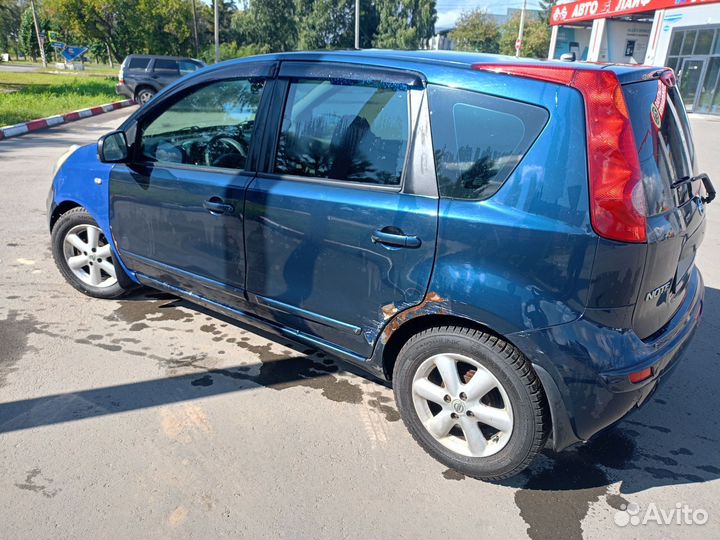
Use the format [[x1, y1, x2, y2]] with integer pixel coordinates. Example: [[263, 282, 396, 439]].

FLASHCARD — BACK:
[[62, 224, 118, 288], [411, 353, 514, 458]]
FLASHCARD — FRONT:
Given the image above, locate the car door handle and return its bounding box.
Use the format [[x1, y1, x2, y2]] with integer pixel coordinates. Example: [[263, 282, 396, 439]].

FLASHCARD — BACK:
[[203, 198, 234, 215], [371, 229, 421, 249]]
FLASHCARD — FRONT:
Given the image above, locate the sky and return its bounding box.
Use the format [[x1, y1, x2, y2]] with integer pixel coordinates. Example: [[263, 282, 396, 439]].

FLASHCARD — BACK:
[[435, 0, 542, 30]]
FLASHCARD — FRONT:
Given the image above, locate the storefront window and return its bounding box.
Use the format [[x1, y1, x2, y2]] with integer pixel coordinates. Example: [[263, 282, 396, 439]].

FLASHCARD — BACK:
[[681, 30, 697, 55], [666, 26, 720, 115], [695, 30, 715, 55]]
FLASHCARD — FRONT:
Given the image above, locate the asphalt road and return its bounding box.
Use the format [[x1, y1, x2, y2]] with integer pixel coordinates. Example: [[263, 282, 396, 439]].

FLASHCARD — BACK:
[[0, 64, 41, 72], [1, 109, 719, 540]]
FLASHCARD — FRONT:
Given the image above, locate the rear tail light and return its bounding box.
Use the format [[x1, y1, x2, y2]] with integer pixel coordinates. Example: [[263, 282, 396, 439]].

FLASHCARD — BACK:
[[472, 63, 647, 243]]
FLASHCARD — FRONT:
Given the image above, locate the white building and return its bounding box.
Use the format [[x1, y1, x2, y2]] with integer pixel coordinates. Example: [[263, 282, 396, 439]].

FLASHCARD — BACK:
[[548, 0, 720, 114]]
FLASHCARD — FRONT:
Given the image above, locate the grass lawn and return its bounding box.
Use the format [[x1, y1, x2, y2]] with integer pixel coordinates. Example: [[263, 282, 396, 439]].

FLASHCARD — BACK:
[[0, 71, 119, 127]]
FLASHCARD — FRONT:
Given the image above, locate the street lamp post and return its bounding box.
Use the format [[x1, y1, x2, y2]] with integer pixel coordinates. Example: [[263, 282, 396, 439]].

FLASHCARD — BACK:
[[355, 0, 360, 49], [29, 0, 47, 67], [214, 0, 220, 63], [516, 0, 527, 57]]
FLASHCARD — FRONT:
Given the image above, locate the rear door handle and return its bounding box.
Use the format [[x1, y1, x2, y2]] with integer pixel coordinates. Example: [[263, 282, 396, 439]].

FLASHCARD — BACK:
[[371, 229, 421, 249], [203, 198, 234, 215]]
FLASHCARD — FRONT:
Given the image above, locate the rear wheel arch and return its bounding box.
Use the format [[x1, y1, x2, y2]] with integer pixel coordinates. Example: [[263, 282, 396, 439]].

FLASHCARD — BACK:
[[381, 313, 507, 381], [380, 312, 571, 450]]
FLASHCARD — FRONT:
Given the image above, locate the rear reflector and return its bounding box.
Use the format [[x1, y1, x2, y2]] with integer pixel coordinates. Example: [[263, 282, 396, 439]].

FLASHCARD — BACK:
[[629, 367, 653, 384], [472, 63, 647, 243]]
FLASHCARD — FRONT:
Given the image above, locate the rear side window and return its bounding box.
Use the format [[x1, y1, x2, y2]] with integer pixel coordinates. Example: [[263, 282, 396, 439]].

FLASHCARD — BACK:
[[127, 58, 150, 71], [623, 80, 695, 214], [154, 59, 179, 74], [428, 85, 548, 200], [275, 79, 409, 186]]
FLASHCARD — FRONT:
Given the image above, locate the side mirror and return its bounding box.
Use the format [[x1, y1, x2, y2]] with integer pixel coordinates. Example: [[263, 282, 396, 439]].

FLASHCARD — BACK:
[[98, 131, 129, 163], [560, 52, 577, 62]]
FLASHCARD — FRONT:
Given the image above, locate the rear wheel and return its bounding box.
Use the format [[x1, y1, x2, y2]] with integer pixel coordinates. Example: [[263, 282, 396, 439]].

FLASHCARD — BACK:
[[393, 326, 549, 480], [51, 207, 134, 299], [136, 87, 155, 105]]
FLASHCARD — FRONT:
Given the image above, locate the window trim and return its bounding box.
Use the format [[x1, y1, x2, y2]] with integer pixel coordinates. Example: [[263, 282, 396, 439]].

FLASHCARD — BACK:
[[263, 74, 415, 192]]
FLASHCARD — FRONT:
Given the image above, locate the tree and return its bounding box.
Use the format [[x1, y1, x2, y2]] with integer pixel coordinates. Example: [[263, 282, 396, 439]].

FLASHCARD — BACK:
[[373, 0, 436, 49], [297, 0, 377, 50], [232, 0, 297, 53], [0, 0, 23, 57], [499, 12, 550, 58], [19, 6, 52, 61], [538, 0, 554, 24], [450, 9, 499, 53]]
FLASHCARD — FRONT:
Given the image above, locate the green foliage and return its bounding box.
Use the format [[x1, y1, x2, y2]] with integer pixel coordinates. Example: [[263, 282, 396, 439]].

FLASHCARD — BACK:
[[538, 0, 554, 24], [374, 0, 436, 49], [297, 0, 377, 50], [0, 0, 23, 56], [19, 7, 52, 61], [499, 12, 550, 58], [233, 0, 297, 53], [450, 9, 499, 53]]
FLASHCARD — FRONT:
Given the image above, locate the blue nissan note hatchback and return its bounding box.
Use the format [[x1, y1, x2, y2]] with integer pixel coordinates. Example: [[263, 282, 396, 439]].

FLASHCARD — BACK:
[[48, 50, 714, 480]]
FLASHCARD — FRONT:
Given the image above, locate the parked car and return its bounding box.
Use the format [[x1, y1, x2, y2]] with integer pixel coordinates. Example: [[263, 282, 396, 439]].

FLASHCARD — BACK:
[[115, 54, 205, 105], [48, 51, 714, 480]]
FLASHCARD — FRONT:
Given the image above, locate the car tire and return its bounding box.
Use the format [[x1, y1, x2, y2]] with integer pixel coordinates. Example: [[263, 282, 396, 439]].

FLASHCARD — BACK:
[[136, 88, 155, 105], [393, 326, 549, 480], [51, 207, 135, 299]]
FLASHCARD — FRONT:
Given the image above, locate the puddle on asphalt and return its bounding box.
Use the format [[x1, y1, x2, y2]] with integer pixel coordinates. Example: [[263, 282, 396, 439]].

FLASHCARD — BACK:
[[0, 310, 38, 387], [513, 428, 637, 540]]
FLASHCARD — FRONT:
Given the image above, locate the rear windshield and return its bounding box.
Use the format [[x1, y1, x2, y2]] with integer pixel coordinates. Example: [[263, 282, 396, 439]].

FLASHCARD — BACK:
[[623, 80, 696, 214]]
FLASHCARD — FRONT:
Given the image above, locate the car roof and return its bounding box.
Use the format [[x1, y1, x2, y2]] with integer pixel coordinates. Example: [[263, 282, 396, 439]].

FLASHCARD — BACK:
[[125, 54, 201, 62], [206, 49, 665, 84]]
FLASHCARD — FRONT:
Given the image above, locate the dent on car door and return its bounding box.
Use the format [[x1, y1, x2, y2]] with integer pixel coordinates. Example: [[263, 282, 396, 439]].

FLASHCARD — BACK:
[[244, 63, 439, 359], [109, 63, 275, 307]]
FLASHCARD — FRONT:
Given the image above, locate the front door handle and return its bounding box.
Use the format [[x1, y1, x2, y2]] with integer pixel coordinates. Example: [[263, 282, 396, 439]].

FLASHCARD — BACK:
[[203, 198, 234, 215], [371, 228, 421, 249]]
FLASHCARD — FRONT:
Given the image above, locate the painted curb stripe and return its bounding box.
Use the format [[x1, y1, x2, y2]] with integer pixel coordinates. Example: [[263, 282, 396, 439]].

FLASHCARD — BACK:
[[0, 99, 135, 141]]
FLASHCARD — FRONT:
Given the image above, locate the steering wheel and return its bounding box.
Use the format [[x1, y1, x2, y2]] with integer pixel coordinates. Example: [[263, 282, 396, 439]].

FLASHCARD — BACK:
[[204, 135, 248, 167]]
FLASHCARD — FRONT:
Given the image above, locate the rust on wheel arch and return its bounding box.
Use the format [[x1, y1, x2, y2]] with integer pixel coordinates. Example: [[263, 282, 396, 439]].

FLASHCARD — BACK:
[[380, 291, 448, 344]]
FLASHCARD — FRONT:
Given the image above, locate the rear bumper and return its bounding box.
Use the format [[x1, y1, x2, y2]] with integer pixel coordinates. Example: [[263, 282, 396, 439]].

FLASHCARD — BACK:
[[115, 83, 132, 99], [511, 266, 704, 450]]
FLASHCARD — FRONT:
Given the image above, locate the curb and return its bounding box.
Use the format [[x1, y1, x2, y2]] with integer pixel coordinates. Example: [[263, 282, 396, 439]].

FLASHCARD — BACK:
[[0, 99, 136, 141]]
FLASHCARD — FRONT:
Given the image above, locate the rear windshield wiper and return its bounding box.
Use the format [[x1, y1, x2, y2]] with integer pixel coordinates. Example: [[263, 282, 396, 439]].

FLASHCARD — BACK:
[[671, 173, 716, 204]]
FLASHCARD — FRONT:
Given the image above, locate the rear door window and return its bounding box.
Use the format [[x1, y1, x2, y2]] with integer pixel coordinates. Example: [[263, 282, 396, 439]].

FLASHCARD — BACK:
[[274, 79, 409, 186], [427, 85, 548, 200], [127, 58, 150, 71], [153, 59, 180, 75], [623, 80, 695, 213]]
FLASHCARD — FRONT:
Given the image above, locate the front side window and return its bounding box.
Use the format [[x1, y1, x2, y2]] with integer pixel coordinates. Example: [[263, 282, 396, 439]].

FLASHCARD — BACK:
[[179, 61, 200, 75], [141, 78, 264, 169], [428, 85, 548, 200], [275, 79, 409, 185]]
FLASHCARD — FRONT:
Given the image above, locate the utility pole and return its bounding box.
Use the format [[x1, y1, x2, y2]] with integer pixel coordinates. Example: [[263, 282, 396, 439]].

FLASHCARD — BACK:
[[191, 0, 200, 58], [214, 0, 220, 63], [516, 0, 527, 58], [354, 0, 360, 49], [29, 0, 47, 68]]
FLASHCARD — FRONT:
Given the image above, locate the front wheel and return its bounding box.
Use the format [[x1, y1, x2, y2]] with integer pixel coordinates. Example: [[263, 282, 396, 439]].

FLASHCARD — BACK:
[[51, 207, 134, 299], [393, 326, 549, 480]]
